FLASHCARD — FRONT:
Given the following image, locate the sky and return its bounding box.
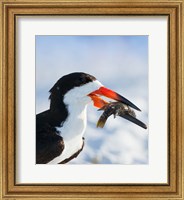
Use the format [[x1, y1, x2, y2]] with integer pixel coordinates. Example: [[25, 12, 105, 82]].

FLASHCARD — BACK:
[[36, 35, 148, 164]]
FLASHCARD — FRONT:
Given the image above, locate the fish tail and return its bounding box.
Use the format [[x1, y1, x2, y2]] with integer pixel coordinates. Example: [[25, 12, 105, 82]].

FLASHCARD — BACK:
[[97, 116, 108, 128]]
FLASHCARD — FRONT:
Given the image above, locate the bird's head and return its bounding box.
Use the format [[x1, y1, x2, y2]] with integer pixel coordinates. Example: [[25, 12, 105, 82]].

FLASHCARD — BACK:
[[49, 72, 140, 111]]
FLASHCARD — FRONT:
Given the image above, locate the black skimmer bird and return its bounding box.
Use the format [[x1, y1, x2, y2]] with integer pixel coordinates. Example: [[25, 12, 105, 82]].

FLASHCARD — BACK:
[[36, 72, 144, 164]]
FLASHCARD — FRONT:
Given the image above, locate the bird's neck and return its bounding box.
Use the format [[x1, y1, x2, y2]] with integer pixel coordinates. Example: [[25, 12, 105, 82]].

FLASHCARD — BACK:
[[57, 102, 88, 140], [49, 92, 69, 127]]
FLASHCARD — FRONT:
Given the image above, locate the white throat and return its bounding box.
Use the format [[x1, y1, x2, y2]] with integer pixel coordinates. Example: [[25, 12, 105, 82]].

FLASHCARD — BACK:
[[58, 102, 88, 140]]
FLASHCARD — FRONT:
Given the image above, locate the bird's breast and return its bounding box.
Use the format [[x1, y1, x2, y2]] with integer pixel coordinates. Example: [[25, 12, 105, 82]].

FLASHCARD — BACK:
[[48, 135, 84, 164]]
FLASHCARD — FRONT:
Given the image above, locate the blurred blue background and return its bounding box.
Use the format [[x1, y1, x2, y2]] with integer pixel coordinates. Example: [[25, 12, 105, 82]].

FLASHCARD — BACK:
[[36, 36, 148, 164]]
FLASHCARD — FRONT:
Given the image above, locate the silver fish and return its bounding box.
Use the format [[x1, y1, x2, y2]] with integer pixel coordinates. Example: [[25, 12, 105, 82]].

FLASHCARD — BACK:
[[97, 102, 147, 129]]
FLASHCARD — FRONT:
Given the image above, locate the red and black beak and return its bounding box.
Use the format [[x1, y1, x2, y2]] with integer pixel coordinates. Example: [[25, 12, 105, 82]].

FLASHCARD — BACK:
[[88, 86, 141, 111]]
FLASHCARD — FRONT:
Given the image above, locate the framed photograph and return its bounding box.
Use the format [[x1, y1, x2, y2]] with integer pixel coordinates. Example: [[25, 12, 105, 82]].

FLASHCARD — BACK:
[[1, 0, 183, 199]]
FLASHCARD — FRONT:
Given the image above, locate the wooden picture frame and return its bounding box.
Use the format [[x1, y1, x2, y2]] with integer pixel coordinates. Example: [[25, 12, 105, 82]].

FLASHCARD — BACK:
[[0, 0, 183, 199]]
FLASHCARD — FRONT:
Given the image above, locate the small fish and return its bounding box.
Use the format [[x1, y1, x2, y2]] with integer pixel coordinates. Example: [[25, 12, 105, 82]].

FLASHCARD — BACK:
[[97, 102, 147, 129]]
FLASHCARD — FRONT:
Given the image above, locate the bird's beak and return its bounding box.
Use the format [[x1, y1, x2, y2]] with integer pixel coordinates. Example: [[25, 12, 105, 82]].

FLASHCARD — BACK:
[[88, 86, 141, 111]]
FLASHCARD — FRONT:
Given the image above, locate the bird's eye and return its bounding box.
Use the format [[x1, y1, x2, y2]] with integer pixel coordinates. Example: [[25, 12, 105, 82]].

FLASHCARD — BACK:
[[78, 77, 85, 83]]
